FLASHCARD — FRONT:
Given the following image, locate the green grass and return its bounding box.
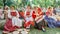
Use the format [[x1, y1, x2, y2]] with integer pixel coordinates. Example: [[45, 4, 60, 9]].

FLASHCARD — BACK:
[[0, 30, 2, 34], [0, 27, 60, 34], [29, 27, 60, 34]]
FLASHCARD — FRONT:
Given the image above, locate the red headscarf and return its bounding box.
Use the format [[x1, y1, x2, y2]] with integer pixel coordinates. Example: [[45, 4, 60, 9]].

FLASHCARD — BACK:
[[32, 11, 36, 19], [37, 7, 43, 15]]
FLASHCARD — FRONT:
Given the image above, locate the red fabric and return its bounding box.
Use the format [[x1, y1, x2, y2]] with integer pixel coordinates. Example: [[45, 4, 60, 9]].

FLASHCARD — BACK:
[[32, 8, 43, 19], [46, 10, 52, 16], [24, 11, 34, 28], [18, 12, 24, 18], [26, 11, 30, 15], [4, 19, 19, 32], [35, 7, 44, 22], [24, 21, 34, 28], [46, 12, 50, 16], [11, 12, 17, 16], [32, 11, 36, 19], [37, 8, 43, 15], [37, 8, 41, 12], [36, 15, 43, 22]]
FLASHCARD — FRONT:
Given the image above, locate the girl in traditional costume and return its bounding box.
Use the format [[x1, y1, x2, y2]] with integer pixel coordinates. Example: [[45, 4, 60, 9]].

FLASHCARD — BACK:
[[3, 6, 22, 32], [24, 5, 34, 29], [33, 7, 46, 32], [44, 7, 57, 28]]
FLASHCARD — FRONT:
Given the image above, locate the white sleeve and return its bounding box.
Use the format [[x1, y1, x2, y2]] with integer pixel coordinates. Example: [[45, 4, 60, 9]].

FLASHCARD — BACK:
[[16, 10, 19, 18], [30, 10, 33, 16], [24, 11, 26, 17], [8, 10, 12, 18]]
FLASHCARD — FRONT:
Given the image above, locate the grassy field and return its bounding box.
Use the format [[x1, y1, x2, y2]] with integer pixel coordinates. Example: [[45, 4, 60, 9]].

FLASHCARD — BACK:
[[0, 20, 60, 34], [0, 30, 2, 34], [29, 27, 60, 34], [0, 27, 60, 34]]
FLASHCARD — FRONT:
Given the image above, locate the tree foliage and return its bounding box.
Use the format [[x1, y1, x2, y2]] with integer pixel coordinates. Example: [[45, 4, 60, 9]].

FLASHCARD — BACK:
[[0, 0, 60, 8], [0, 0, 3, 6]]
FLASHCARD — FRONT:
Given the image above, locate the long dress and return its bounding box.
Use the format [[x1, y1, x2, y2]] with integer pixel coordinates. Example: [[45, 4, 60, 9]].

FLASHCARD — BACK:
[[53, 15, 60, 27], [44, 10, 56, 28], [4, 10, 22, 32], [34, 8, 45, 29], [24, 10, 34, 28]]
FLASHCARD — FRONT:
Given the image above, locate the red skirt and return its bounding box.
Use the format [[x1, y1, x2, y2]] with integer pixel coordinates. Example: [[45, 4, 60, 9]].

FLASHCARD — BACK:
[[3, 19, 18, 32], [24, 21, 34, 28]]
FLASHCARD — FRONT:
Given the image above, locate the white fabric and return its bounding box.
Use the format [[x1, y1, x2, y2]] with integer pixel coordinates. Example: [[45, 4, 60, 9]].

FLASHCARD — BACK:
[[8, 10, 22, 27], [35, 16, 45, 23], [24, 10, 33, 17], [48, 15, 57, 21], [13, 31, 19, 34], [12, 17, 22, 27], [25, 17, 33, 28], [0, 14, 4, 19], [48, 13, 57, 21], [24, 10, 33, 28], [24, 9, 33, 23], [0, 9, 4, 19], [8, 10, 12, 19], [25, 17, 33, 23]]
